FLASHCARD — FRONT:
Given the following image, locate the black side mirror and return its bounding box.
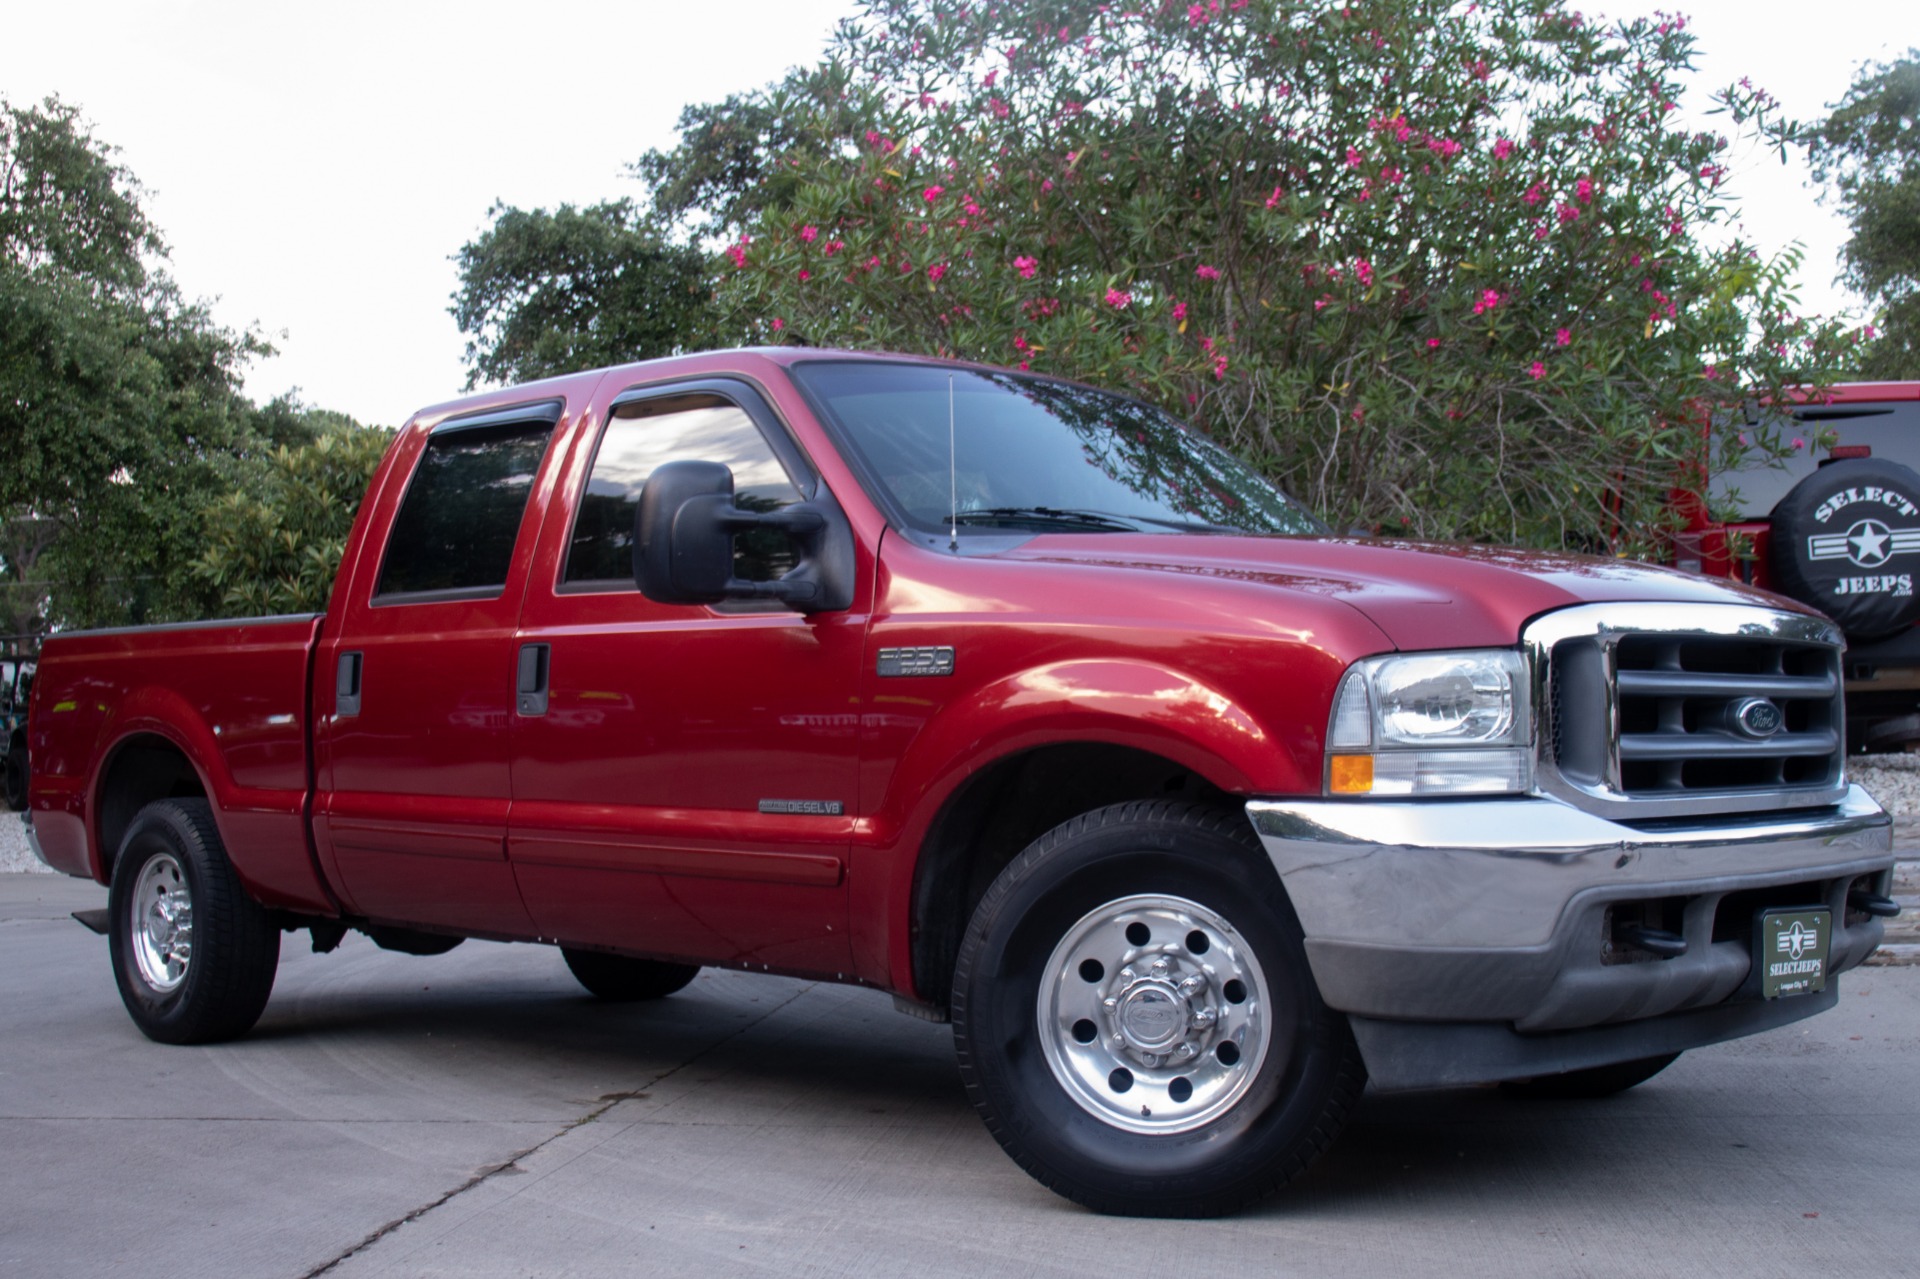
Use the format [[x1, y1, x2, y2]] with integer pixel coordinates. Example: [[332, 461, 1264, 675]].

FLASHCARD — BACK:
[[633, 460, 854, 612]]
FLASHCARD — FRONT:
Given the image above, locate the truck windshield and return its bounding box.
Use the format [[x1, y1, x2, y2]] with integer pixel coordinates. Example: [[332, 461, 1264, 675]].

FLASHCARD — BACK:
[[791, 362, 1322, 538]]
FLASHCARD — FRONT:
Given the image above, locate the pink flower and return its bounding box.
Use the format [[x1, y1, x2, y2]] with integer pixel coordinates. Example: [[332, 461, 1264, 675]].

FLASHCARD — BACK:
[[1866, 324, 1879, 339], [1493, 137, 1514, 160], [1105, 287, 1132, 309], [928, 262, 948, 283], [1791, 437, 1807, 451], [1172, 302, 1188, 321], [726, 244, 748, 268], [1555, 328, 1571, 347], [1213, 356, 1229, 379], [1472, 288, 1505, 315], [1195, 264, 1221, 281], [1556, 201, 1579, 224], [771, 318, 784, 332], [983, 69, 999, 88], [1355, 259, 1374, 287], [923, 185, 945, 202], [1528, 361, 1546, 380], [964, 198, 983, 216], [1575, 177, 1595, 204], [1704, 363, 1722, 381], [1521, 182, 1546, 206], [1187, 3, 1207, 25], [824, 240, 844, 256], [1427, 136, 1462, 159], [1533, 223, 1549, 240], [989, 97, 1010, 119], [1041, 178, 1054, 193], [1014, 255, 1038, 279], [1265, 186, 1285, 209], [1380, 165, 1405, 185], [798, 269, 811, 281], [1426, 338, 1443, 349], [798, 225, 818, 243], [863, 255, 880, 272], [1346, 147, 1364, 168]]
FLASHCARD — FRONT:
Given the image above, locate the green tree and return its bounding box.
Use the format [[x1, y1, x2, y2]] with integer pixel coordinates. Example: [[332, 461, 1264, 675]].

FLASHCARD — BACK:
[[191, 411, 391, 616], [1, 95, 268, 629], [1810, 51, 1920, 379], [450, 199, 715, 388], [656, 0, 1857, 550]]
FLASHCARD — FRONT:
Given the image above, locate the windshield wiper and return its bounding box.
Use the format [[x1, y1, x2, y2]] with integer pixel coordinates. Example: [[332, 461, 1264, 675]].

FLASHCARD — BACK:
[[950, 506, 1146, 532]]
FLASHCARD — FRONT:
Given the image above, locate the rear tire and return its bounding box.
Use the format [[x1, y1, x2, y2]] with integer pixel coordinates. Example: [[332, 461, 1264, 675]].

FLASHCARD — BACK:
[[952, 801, 1365, 1217], [561, 948, 700, 1001], [107, 798, 280, 1044], [1501, 1052, 1681, 1099]]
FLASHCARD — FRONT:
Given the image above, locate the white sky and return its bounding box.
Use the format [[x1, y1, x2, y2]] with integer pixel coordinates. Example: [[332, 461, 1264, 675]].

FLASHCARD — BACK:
[[3, 0, 1914, 425]]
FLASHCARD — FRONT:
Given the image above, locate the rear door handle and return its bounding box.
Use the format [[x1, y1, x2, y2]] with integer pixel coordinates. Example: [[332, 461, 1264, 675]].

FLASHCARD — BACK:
[[335, 651, 363, 717], [516, 643, 550, 717]]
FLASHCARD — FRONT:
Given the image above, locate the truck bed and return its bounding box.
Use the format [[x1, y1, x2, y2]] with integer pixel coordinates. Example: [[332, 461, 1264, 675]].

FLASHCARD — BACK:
[[30, 614, 330, 911]]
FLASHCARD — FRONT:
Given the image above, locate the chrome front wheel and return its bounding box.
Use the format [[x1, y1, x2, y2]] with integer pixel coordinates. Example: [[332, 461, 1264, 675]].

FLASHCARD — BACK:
[[952, 801, 1365, 1217], [1038, 893, 1273, 1134]]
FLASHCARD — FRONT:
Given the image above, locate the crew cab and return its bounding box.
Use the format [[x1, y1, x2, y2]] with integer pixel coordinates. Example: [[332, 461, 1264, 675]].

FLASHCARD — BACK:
[[26, 349, 1899, 1217]]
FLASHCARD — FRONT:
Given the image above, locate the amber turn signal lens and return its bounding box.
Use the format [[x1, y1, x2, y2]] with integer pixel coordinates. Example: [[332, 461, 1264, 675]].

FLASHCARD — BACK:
[[1328, 755, 1374, 794]]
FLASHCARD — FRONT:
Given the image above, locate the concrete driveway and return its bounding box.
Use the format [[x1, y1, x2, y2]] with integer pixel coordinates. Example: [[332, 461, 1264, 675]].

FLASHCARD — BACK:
[[4, 871, 1917, 1279]]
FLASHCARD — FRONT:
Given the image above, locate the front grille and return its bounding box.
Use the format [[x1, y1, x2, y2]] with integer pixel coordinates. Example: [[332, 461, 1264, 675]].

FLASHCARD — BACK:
[[1610, 635, 1840, 794], [1530, 603, 1848, 817]]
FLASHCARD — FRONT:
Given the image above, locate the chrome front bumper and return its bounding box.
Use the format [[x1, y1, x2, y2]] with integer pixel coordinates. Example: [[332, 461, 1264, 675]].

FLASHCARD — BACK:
[[1244, 786, 1895, 1088]]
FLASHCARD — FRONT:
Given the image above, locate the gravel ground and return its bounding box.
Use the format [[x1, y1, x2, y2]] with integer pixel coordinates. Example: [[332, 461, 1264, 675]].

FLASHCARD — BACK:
[[1, 810, 47, 874], [3, 760, 1918, 877], [1849, 754, 1920, 819]]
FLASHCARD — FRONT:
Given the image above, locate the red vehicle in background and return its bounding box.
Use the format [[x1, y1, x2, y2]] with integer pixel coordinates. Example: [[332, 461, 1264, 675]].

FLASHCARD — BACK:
[[1673, 382, 1920, 753]]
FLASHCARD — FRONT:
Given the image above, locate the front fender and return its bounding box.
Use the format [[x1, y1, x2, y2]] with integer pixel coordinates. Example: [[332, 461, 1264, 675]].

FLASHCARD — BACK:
[[852, 655, 1331, 995]]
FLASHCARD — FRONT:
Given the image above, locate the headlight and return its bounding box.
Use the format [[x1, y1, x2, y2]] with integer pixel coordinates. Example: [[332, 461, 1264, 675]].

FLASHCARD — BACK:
[[1325, 650, 1532, 796]]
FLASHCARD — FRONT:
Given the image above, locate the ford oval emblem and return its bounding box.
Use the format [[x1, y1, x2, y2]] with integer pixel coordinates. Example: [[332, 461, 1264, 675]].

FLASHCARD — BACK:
[[1732, 697, 1784, 739]]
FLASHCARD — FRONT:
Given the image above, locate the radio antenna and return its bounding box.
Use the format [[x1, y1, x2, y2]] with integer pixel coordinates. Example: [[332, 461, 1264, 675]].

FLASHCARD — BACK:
[[948, 372, 958, 552]]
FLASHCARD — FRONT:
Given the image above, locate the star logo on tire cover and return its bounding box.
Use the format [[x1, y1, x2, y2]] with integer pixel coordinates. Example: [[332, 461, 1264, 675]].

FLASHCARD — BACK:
[[1849, 519, 1891, 566], [1808, 517, 1920, 568]]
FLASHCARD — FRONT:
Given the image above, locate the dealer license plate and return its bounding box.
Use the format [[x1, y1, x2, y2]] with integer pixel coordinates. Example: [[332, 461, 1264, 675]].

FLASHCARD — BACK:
[[1758, 907, 1831, 999]]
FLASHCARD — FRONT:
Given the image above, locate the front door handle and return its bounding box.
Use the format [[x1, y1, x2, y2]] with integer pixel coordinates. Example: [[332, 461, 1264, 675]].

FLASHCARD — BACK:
[[336, 651, 363, 717], [516, 643, 550, 717]]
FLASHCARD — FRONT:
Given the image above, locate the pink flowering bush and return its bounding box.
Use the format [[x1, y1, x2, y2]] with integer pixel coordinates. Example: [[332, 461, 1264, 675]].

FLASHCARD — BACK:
[[690, 0, 1859, 547]]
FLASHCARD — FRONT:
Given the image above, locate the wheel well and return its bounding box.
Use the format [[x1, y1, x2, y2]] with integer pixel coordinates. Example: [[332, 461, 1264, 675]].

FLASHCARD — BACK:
[[908, 743, 1240, 1012], [96, 735, 206, 880]]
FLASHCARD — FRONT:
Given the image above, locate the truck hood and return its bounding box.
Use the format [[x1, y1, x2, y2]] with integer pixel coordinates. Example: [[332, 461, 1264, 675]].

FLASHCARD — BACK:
[[999, 533, 1808, 651]]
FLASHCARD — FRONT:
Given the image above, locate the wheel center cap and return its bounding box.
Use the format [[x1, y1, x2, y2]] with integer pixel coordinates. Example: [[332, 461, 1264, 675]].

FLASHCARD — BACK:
[[1116, 982, 1186, 1051]]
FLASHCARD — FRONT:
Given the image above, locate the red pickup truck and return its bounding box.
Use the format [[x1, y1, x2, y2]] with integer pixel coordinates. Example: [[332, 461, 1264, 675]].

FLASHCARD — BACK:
[[25, 349, 1899, 1217]]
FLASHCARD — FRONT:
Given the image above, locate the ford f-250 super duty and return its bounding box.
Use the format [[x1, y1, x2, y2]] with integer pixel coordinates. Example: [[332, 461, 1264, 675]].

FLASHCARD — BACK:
[[25, 348, 1900, 1216]]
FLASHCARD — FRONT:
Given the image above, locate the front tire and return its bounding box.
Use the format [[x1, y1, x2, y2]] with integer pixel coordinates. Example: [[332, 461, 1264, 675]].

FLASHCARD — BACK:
[[107, 799, 279, 1044], [952, 801, 1365, 1217], [561, 948, 700, 1001]]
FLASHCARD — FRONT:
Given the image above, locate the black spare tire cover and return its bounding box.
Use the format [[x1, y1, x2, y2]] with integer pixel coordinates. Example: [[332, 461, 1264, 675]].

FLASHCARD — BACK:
[[1768, 457, 1920, 642]]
